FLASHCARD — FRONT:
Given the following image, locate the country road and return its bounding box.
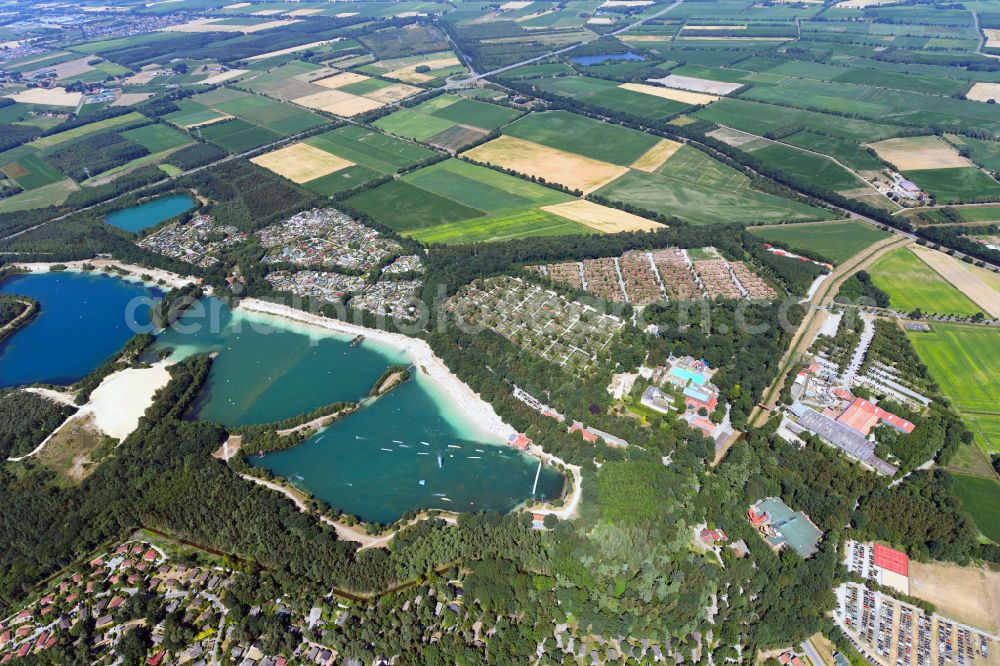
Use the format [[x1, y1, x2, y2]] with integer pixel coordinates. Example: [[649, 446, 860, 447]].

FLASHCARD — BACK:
[[748, 234, 912, 428]]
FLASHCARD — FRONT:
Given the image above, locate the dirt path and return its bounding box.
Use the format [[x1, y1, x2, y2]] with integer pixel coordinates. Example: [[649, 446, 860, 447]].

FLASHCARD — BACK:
[[0, 296, 35, 340], [910, 244, 1000, 318], [22, 386, 77, 406], [750, 234, 912, 428]]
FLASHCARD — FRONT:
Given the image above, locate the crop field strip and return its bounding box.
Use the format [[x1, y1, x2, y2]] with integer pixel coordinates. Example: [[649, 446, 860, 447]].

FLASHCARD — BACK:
[[749, 221, 890, 264], [867, 247, 984, 317]]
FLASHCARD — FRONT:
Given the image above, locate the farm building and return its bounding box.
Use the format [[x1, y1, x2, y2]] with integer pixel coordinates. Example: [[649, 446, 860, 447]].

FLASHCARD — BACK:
[[748, 498, 823, 559]]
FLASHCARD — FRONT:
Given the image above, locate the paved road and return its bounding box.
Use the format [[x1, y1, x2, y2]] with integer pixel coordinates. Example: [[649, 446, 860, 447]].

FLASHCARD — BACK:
[[801, 638, 827, 666]]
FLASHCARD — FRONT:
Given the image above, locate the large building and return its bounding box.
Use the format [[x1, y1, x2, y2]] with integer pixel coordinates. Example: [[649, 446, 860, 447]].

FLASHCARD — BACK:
[[748, 498, 823, 559]]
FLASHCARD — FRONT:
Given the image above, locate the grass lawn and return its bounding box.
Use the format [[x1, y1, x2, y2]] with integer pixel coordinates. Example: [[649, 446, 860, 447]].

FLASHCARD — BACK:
[[749, 220, 890, 264], [503, 110, 659, 166], [908, 322, 1000, 454], [951, 473, 1000, 543], [0, 178, 76, 212], [904, 167, 1000, 204], [868, 247, 983, 316]]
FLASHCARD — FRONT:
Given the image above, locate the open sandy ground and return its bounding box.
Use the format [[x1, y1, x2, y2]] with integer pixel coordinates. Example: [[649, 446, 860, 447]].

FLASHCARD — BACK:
[[866, 136, 971, 170], [323, 96, 385, 116], [161, 18, 299, 33], [15, 259, 197, 289], [181, 113, 234, 129], [112, 92, 152, 107], [630, 138, 682, 172], [909, 560, 1000, 635], [542, 200, 662, 232], [24, 56, 96, 81], [648, 73, 743, 95], [987, 29, 1000, 48], [619, 82, 719, 105], [287, 8, 324, 16], [87, 361, 172, 440], [967, 82, 1000, 103], [910, 244, 1000, 318], [251, 142, 353, 183], [7, 87, 83, 107], [463, 135, 627, 193]]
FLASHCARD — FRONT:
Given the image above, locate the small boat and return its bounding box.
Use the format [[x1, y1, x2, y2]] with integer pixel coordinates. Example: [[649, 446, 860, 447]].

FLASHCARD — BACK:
[[420, 441, 430, 446], [315, 436, 324, 443], [440, 497, 452, 502], [467, 456, 481, 460], [349, 334, 364, 347], [447, 444, 461, 449], [419, 479, 425, 485], [392, 440, 403, 444], [417, 452, 429, 456], [475, 449, 484, 453], [380, 448, 393, 452]]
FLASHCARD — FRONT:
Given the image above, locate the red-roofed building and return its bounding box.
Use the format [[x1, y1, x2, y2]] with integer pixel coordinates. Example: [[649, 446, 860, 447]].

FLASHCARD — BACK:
[[508, 433, 532, 451], [833, 388, 854, 401], [14, 627, 31, 639], [16, 642, 30, 658], [143, 549, 158, 563], [109, 596, 125, 610], [778, 652, 806, 666], [89, 557, 103, 567], [14, 610, 31, 622], [147, 651, 165, 666], [700, 528, 728, 544], [837, 399, 915, 436], [1, 630, 11, 643], [33, 632, 48, 649], [689, 417, 716, 437]]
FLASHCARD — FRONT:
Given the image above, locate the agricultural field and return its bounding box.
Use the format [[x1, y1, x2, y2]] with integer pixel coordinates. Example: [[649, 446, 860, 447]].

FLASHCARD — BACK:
[[867, 247, 983, 317], [374, 94, 520, 151], [359, 51, 466, 84], [163, 88, 327, 152], [951, 474, 1000, 544], [749, 220, 890, 264], [252, 124, 435, 195], [742, 142, 865, 192], [524, 75, 692, 121], [908, 322, 1000, 455], [343, 158, 656, 243], [465, 110, 833, 224], [905, 168, 1000, 204]]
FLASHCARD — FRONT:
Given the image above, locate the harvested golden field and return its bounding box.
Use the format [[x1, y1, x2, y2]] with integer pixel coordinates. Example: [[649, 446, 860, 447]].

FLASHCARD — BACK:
[[386, 56, 460, 83], [542, 200, 662, 233], [866, 136, 971, 170], [619, 82, 719, 105], [8, 86, 83, 107], [162, 17, 299, 33], [966, 82, 1000, 103], [463, 135, 628, 193], [911, 244, 1000, 318], [364, 82, 420, 104], [630, 139, 683, 172], [251, 142, 354, 183], [315, 72, 370, 89]]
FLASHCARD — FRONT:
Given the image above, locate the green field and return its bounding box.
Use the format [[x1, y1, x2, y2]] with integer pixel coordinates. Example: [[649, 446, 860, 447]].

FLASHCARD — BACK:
[[27, 112, 145, 150], [951, 473, 1000, 543], [374, 94, 519, 144], [595, 144, 834, 225], [306, 125, 435, 173], [197, 119, 281, 153], [527, 76, 688, 121], [904, 168, 1000, 204], [908, 323, 1000, 454], [750, 220, 889, 264], [783, 131, 885, 171], [121, 124, 191, 153], [868, 247, 983, 316], [750, 142, 863, 191], [502, 110, 659, 165], [946, 135, 1000, 171], [344, 158, 584, 242]]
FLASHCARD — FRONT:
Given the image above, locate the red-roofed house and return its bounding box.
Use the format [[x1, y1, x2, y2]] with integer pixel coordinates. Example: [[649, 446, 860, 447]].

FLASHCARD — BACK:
[[700, 528, 728, 544], [143, 549, 157, 563], [108, 596, 125, 611], [147, 652, 165, 666], [507, 433, 532, 451], [16, 642, 30, 658], [778, 652, 806, 666]]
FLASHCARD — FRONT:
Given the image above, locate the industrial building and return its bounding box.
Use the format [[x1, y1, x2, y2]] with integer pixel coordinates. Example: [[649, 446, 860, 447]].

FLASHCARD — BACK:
[[748, 498, 823, 559]]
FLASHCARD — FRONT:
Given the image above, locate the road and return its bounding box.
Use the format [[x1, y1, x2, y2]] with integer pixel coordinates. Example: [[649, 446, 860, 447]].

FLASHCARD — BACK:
[[748, 234, 912, 428], [800, 638, 827, 666], [444, 0, 684, 88]]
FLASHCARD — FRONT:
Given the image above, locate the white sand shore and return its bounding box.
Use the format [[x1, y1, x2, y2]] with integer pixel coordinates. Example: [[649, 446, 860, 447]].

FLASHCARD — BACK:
[[14, 260, 197, 289], [236, 298, 518, 443], [85, 361, 172, 439]]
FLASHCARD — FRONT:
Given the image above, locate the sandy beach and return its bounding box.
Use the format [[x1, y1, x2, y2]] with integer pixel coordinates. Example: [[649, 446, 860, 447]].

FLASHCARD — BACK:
[[236, 298, 518, 443], [85, 361, 172, 439], [14, 260, 197, 290]]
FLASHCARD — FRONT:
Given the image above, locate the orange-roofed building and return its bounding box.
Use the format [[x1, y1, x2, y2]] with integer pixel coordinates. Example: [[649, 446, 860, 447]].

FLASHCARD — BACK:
[[778, 652, 806, 666], [143, 549, 157, 562], [837, 398, 915, 436], [873, 543, 909, 576]]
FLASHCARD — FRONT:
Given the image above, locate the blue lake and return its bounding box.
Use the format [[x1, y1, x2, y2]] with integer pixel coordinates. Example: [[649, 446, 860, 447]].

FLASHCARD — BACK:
[[570, 52, 645, 65], [253, 374, 565, 524], [0, 271, 161, 387], [105, 193, 196, 233]]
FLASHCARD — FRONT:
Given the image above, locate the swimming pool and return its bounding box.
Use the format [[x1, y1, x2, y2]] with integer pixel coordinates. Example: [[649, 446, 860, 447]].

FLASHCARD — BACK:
[[670, 366, 706, 386]]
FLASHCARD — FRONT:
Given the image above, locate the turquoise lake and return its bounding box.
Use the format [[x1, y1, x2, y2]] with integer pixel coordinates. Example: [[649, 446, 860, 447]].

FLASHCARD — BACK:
[[105, 193, 196, 233], [0, 271, 161, 387], [253, 374, 565, 524]]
